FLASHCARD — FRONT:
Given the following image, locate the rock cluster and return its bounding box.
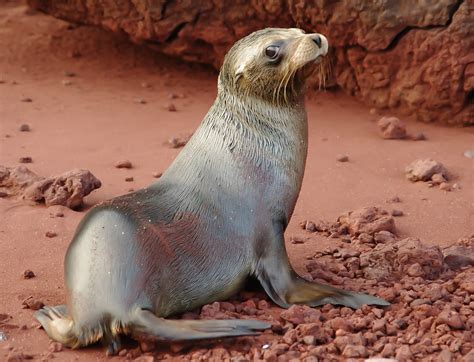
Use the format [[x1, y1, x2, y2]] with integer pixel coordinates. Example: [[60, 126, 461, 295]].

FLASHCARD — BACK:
[[27, 0, 473, 125], [0, 165, 101, 209]]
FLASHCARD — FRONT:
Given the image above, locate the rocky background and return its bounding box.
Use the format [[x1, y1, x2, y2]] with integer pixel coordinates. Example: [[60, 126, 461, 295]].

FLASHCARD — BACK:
[[27, 0, 473, 126]]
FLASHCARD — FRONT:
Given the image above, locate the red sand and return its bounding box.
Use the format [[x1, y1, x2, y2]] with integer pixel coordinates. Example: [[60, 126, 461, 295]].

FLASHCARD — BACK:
[[0, 3, 473, 361]]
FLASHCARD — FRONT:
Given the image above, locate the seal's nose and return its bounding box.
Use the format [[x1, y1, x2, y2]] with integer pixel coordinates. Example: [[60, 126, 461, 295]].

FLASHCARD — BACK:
[[311, 35, 322, 48]]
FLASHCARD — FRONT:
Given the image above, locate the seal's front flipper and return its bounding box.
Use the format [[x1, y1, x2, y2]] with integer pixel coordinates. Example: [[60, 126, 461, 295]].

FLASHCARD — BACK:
[[255, 231, 389, 309], [130, 309, 270, 341], [35, 305, 77, 347]]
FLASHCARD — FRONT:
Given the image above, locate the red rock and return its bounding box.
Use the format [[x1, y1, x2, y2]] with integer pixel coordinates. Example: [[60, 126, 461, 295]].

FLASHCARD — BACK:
[[48, 342, 63, 352], [125, 176, 134, 182], [22, 168, 102, 209], [437, 309, 465, 330], [262, 350, 277, 362], [304, 221, 317, 232], [381, 343, 397, 357], [151, 171, 162, 178], [45, 231, 57, 238], [431, 173, 447, 185], [166, 134, 191, 148], [443, 244, 474, 270], [282, 328, 298, 345], [115, 160, 132, 169], [342, 344, 368, 358], [391, 209, 404, 217], [219, 301, 235, 312], [336, 154, 349, 162], [271, 343, 289, 356], [374, 230, 396, 243], [405, 159, 448, 182], [439, 182, 451, 191], [139, 340, 157, 352], [334, 333, 366, 352], [372, 318, 387, 333], [22, 270, 35, 279], [337, 206, 396, 236], [19, 157, 33, 164], [460, 281, 474, 294], [257, 300, 269, 310], [133, 357, 155, 362], [19, 124, 30, 132], [358, 232, 374, 243], [280, 305, 321, 325], [166, 103, 177, 112], [6, 352, 34, 361], [377, 117, 407, 139], [200, 301, 220, 318], [21, 297, 44, 310], [330, 317, 352, 332], [438, 349, 453, 362], [412, 132, 427, 141], [406, 263, 424, 277], [359, 238, 444, 281], [395, 344, 413, 360], [302, 335, 315, 346]]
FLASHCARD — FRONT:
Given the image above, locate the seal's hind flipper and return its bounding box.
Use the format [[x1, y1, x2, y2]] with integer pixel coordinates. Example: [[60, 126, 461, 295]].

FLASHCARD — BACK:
[[35, 305, 77, 346], [131, 309, 270, 341], [287, 277, 390, 308]]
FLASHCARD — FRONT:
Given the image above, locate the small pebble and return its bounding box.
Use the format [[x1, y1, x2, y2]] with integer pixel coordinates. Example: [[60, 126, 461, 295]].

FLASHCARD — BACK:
[[463, 150, 474, 159], [45, 231, 57, 238], [141, 82, 152, 88], [22, 270, 35, 279], [22, 297, 44, 310], [48, 342, 63, 353], [0, 191, 8, 198], [21, 97, 32, 102], [55, 212, 64, 217], [19, 124, 30, 132], [61, 79, 72, 86], [64, 71, 76, 77], [439, 182, 451, 191], [135, 98, 147, 104], [125, 176, 134, 182], [19, 156, 32, 163], [166, 103, 177, 112], [152, 172, 162, 178], [115, 160, 132, 169], [391, 209, 404, 217], [336, 154, 349, 162], [412, 132, 427, 141]]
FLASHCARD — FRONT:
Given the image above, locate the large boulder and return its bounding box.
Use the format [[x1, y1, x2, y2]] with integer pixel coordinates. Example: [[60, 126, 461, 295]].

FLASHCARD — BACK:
[[28, 0, 473, 125]]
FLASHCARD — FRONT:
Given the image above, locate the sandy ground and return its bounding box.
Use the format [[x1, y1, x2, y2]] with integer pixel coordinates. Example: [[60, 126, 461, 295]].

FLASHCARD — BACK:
[[0, 2, 473, 361]]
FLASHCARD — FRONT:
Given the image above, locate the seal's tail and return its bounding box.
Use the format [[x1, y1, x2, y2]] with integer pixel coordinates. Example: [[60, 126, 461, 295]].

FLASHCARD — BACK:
[[129, 308, 271, 341]]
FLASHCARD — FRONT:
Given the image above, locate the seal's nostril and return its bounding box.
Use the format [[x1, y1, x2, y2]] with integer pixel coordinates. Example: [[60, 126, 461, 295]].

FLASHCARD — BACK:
[[312, 35, 322, 48]]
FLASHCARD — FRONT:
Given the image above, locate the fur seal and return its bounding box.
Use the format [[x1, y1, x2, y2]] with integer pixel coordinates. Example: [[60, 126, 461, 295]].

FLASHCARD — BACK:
[[35, 28, 388, 354]]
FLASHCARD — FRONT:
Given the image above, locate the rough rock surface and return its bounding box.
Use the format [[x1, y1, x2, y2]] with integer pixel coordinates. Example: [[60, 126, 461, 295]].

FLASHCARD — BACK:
[[0, 165, 101, 209], [377, 117, 407, 139], [27, 0, 473, 125], [359, 238, 445, 281], [337, 206, 396, 237], [405, 159, 449, 182]]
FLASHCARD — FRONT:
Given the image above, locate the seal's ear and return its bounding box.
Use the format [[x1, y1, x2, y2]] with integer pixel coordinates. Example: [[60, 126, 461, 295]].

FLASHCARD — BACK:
[[235, 64, 245, 82]]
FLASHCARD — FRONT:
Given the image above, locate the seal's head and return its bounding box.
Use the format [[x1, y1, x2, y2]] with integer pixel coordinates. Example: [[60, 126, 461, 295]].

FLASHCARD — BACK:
[[219, 28, 329, 104]]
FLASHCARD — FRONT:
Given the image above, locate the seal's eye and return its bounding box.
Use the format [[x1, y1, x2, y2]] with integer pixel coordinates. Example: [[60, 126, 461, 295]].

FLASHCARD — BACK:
[[265, 46, 280, 60]]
